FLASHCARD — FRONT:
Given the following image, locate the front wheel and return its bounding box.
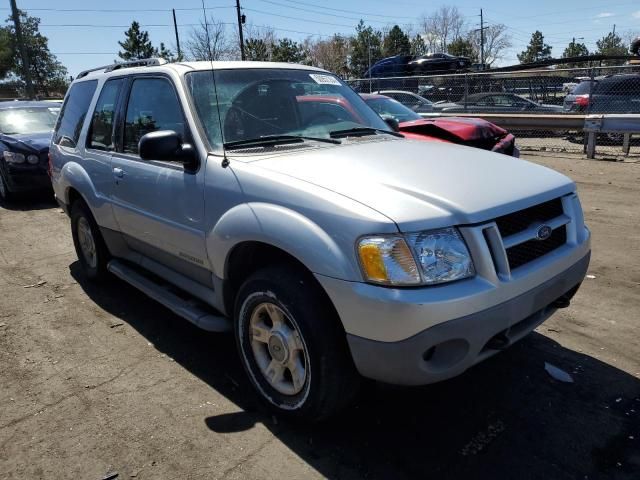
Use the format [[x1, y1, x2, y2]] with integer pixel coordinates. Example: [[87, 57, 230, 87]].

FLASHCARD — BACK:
[[234, 266, 360, 422]]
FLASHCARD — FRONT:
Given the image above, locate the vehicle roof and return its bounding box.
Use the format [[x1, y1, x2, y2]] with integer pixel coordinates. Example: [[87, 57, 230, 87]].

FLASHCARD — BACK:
[[466, 92, 514, 99], [77, 60, 328, 81], [376, 90, 420, 95], [0, 100, 61, 109], [359, 93, 388, 100]]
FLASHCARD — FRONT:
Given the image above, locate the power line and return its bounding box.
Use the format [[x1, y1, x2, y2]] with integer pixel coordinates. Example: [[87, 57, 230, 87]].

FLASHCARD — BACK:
[[241, 7, 354, 28], [269, 0, 416, 19]]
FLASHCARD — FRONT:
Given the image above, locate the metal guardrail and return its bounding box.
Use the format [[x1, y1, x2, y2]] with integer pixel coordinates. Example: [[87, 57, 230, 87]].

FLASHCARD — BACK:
[[419, 112, 585, 130], [418, 112, 640, 158], [584, 114, 640, 158]]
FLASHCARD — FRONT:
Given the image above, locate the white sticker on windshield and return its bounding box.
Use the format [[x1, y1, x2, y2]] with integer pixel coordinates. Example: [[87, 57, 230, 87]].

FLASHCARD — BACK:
[[309, 74, 341, 86]]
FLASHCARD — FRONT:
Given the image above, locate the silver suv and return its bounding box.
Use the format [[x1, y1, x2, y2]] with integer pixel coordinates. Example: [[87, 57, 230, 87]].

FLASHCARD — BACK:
[[50, 59, 591, 421]]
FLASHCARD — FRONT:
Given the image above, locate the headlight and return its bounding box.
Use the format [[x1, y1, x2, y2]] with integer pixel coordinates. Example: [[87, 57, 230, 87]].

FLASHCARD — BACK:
[[3, 151, 25, 164], [27, 154, 39, 165], [406, 228, 475, 285], [357, 236, 421, 286]]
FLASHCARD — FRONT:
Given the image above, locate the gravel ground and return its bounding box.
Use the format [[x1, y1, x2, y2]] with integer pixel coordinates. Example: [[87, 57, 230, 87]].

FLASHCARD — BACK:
[[1, 153, 639, 480]]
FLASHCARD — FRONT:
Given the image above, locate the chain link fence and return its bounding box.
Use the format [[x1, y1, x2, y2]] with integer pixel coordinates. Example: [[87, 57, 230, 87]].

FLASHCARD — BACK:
[[346, 65, 640, 159]]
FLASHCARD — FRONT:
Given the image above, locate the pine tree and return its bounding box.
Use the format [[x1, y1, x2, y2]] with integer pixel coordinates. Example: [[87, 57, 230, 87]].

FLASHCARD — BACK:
[[517, 31, 552, 63], [350, 21, 382, 77], [410, 34, 427, 56], [118, 21, 156, 60], [447, 37, 477, 61], [382, 25, 410, 57], [245, 38, 269, 61], [596, 32, 627, 66], [271, 38, 305, 63]]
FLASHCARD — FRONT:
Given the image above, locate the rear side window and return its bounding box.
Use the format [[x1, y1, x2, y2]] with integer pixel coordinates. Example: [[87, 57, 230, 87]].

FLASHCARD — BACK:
[[54, 80, 97, 147], [572, 81, 596, 95], [87, 78, 124, 151], [123, 77, 185, 155]]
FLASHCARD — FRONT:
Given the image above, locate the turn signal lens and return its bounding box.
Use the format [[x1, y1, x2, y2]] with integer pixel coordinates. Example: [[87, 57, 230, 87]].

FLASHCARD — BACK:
[[357, 236, 421, 286]]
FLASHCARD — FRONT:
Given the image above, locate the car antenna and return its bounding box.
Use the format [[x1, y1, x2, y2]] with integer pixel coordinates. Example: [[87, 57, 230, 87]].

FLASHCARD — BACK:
[[201, 0, 229, 168]]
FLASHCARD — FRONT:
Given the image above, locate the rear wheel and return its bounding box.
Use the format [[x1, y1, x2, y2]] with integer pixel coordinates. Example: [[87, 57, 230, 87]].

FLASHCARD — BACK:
[[71, 200, 110, 281], [234, 265, 360, 422]]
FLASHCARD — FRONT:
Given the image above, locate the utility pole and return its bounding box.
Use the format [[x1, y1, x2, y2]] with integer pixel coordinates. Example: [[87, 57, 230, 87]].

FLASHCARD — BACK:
[[480, 8, 484, 70], [612, 24, 616, 35], [235, 0, 245, 60], [172, 9, 182, 60], [10, 0, 34, 99]]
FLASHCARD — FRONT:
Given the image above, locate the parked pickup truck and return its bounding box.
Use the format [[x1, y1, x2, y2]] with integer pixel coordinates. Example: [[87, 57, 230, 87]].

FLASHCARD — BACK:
[[50, 59, 591, 421]]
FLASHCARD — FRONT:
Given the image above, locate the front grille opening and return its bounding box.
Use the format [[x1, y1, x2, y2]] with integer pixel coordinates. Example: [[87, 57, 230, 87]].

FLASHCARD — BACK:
[[506, 226, 567, 269], [495, 198, 564, 238]]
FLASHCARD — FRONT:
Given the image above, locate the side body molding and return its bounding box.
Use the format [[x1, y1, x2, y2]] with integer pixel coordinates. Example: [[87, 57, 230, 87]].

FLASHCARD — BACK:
[[207, 202, 358, 281]]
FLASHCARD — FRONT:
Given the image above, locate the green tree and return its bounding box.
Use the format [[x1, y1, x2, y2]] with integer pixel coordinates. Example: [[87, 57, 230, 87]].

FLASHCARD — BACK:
[[350, 20, 382, 77], [382, 25, 410, 57], [562, 39, 589, 67], [271, 38, 305, 63], [118, 21, 155, 60], [410, 34, 427, 56], [517, 31, 552, 63], [596, 32, 627, 65], [447, 37, 477, 61], [244, 38, 269, 61], [157, 42, 176, 62], [4, 11, 68, 96], [0, 27, 13, 79]]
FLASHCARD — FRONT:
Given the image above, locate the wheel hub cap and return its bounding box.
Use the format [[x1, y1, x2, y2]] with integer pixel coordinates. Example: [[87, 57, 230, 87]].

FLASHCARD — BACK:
[[248, 302, 308, 396], [268, 333, 289, 363]]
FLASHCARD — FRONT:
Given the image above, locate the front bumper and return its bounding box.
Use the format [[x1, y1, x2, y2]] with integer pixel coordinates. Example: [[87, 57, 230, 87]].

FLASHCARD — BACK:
[[344, 252, 589, 385], [3, 164, 51, 192]]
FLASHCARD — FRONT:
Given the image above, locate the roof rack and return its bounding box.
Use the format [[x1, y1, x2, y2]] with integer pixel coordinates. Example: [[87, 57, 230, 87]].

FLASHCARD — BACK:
[[76, 58, 168, 79]]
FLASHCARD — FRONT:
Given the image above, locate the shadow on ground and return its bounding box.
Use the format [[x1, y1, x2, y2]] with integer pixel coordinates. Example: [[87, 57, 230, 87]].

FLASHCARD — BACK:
[[71, 263, 640, 480], [0, 191, 57, 211]]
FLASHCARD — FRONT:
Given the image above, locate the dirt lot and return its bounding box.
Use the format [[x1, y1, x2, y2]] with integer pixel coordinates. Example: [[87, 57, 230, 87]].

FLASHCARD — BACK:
[[1, 153, 639, 480]]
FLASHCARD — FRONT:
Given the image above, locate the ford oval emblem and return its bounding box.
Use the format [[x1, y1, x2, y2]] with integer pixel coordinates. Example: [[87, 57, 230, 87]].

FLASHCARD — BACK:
[[536, 225, 553, 241]]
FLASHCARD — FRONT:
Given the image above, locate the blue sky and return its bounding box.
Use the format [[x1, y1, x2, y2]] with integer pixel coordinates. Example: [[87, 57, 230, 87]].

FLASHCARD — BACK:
[[5, 0, 640, 76]]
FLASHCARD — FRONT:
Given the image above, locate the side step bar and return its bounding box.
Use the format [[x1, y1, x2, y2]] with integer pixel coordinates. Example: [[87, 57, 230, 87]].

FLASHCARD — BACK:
[[107, 259, 231, 332]]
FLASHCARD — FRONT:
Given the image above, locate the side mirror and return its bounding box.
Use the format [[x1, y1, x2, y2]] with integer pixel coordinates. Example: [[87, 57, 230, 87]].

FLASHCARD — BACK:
[[381, 115, 400, 132], [139, 130, 198, 170]]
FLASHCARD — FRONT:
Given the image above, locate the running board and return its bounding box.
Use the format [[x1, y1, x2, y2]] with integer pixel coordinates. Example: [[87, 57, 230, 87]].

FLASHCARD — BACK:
[[107, 259, 231, 332]]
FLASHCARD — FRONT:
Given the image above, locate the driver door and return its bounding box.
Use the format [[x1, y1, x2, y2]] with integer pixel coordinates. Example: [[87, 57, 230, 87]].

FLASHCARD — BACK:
[[110, 75, 209, 282]]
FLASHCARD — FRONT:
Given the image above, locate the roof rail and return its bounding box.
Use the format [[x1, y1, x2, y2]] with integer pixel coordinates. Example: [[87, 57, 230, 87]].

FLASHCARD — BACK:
[[76, 58, 168, 79]]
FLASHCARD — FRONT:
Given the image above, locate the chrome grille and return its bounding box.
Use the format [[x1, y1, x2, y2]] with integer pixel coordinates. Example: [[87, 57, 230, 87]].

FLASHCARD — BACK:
[[494, 197, 567, 270]]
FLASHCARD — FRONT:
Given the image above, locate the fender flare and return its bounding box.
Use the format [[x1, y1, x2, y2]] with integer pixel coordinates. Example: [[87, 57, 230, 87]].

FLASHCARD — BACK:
[[207, 202, 359, 281]]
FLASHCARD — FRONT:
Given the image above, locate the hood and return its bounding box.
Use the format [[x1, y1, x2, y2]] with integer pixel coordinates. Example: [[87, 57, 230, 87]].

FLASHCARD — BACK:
[[249, 139, 574, 232], [0, 131, 52, 154], [399, 117, 507, 143]]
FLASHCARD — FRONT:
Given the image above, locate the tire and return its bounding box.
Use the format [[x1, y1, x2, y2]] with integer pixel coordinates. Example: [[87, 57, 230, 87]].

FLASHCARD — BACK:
[[0, 171, 12, 203], [70, 200, 110, 281], [234, 265, 360, 422]]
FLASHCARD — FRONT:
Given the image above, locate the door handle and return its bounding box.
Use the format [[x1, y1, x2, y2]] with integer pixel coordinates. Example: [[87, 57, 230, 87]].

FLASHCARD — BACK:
[[113, 167, 124, 178]]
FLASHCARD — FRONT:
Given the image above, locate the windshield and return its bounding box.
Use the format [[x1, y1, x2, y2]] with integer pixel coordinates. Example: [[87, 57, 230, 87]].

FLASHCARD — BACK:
[[186, 69, 390, 149], [364, 97, 422, 122], [0, 107, 59, 134]]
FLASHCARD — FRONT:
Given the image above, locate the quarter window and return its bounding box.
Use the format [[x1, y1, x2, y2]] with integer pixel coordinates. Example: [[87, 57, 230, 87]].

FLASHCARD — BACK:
[[123, 77, 185, 155], [54, 80, 97, 147], [88, 79, 124, 151]]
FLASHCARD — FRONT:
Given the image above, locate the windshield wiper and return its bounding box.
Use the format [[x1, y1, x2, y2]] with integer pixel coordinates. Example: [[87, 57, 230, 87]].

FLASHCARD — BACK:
[[224, 134, 340, 150], [329, 127, 404, 139]]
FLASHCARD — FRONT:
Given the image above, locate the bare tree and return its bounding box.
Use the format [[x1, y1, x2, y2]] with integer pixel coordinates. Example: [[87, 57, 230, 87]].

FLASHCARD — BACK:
[[469, 24, 512, 66], [185, 17, 234, 61], [420, 6, 466, 52], [305, 35, 351, 75]]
